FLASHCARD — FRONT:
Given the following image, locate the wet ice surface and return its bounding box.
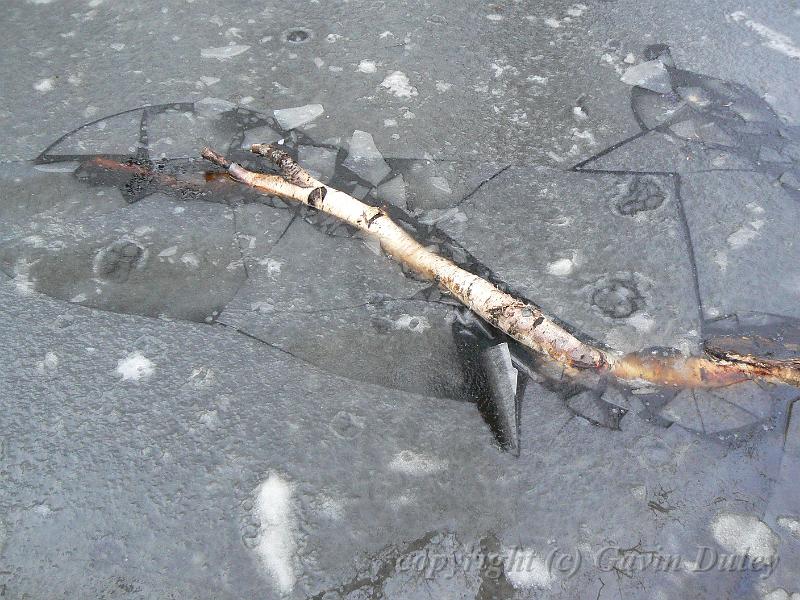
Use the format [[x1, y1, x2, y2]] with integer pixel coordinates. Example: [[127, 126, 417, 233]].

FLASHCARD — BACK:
[[2, 0, 800, 598]]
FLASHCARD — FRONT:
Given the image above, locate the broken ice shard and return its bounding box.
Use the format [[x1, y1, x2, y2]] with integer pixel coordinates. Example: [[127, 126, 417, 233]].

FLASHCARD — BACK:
[[342, 130, 391, 185], [480, 342, 520, 455], [241, 125, 282, 149], [298, 145, 338, 181], [377, 174, 406, 207], [621, 60, 672, 94], [273, 104, 324, 130]]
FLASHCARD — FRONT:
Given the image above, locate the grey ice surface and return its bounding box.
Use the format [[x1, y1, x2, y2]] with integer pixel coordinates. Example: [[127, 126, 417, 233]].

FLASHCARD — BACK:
[[2, 0, 800, 598]]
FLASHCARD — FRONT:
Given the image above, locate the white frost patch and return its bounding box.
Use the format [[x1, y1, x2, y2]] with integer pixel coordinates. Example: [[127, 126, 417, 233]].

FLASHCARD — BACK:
[[777, 515, 800, 539], [273, 104, 324, 130], [356, 59, 377, 73], [253, 474, 297, 596], [547, 257, 574, 276], [486, 14, 503, 21], [33, 78, 54, 92], [199, 76, 220, 86], [544, 17, 561, 28], [380, 71, 418, 98], [727, 226, 759, 249], [116, 351, 154, 382], [729, 12, 800, 60], [201, 44, 251, 60], [435, 81, 452, 92], [503, 548, 553, 590], [34, 161, 79, 173], [391, 314, 430, 333], [711, 512, 779, 561], [389, 450, 447, 475]]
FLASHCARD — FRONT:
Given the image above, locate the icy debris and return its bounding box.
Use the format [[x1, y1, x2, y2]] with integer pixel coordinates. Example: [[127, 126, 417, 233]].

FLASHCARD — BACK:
[[389, 450, 447, 475], [486, 14, 503, 21], [777, 516, 800, 539], [298, 145, 337, 181], [624, 52, 636, 64], [342, 130, 391, 184], [377, 174, 406, 207], [116, 351, 154, 382], [273, 104, 324, 130], [621, 60, 672, 94], [200, 44, 251, 59], [502, 548, 553, 590], [710, 512, 778, 561], [199, 76, 220, 86], [572, 106, 588, 121], [356, 59, 377, 73], [380, 71, 418, 98], [253, 474, 297, 595], [241, 125, 281, 149]]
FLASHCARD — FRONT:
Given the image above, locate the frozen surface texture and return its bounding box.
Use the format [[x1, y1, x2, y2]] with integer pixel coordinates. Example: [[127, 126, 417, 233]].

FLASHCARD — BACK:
[[2, 0, 800, 598]]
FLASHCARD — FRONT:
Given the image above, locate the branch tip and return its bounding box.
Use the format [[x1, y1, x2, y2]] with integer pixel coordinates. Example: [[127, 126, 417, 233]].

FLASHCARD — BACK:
[[201, 147, 232, 169]]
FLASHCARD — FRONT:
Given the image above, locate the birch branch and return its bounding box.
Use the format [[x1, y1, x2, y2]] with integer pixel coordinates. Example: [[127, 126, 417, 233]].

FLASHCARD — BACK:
[[201, 145, 800, 390]]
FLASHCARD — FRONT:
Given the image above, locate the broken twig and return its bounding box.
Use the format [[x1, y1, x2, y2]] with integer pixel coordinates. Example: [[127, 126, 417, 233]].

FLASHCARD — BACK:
[[201, 144, 800, 390]]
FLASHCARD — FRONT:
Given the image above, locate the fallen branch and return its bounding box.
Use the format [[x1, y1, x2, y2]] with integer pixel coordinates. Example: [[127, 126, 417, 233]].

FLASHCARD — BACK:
[[201, 144, 800, 389]]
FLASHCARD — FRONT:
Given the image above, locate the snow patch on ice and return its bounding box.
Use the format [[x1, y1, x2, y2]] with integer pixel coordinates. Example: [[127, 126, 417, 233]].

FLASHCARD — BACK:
[[273, 104, 324, 130], [547, 257, 575, 276], [389, 450, 447, 475], [763, 589, 800, 600], [36, 352, 59, 376], [503, 548, 553, 590], [201, 44, 251, 60], [710, 512, 778, 561], [380, 71, 418, 98], [33, 78, 54, 92], [777, 515, 800, 539], [727, 226, 759, 249], [116, 351, 154, 382], [391, 314, 430, 333], [253, 474, 297, 596], [357, 59, 377, 73]]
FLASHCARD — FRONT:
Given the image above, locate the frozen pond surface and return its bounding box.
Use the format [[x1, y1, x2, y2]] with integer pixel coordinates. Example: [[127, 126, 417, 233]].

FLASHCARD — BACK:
[[1, 1, 800, 598]]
